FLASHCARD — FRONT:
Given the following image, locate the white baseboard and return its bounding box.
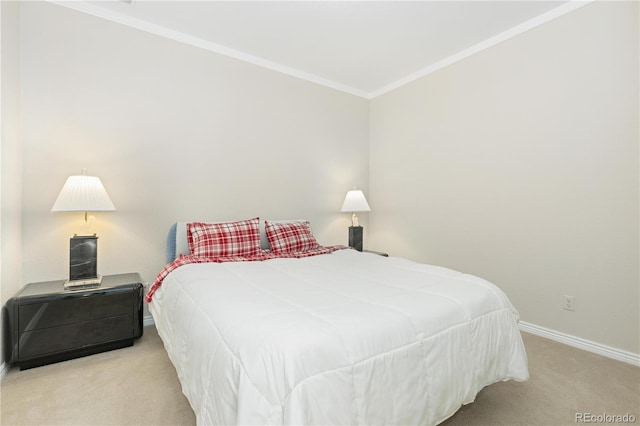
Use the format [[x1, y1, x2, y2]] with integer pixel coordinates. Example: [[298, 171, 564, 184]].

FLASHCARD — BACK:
[[519, 321, 640, 367], [143, 315, 155, 327], [141, 314, 638, 366]]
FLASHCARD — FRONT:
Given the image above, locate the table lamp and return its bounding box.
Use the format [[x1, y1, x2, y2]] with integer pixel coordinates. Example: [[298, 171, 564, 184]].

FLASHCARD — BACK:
[[340, 189, 370, 251], [51, 169, 115, 288]]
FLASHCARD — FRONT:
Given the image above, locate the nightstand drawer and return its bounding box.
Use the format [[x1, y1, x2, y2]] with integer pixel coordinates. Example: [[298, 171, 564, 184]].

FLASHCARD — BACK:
[[18, 291, 134, 333], [18, 315, 134, 360], [6, 274, 143, 369]]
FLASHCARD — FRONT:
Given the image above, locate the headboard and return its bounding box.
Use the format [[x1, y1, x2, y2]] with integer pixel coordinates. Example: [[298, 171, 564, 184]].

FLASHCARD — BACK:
[[165, 223, 179, 265], [165, 222, 198, 264], [166, 220, 307, 264]]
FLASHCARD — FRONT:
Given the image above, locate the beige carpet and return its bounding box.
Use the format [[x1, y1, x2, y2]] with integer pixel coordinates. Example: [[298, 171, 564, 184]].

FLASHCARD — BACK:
[[443, 333, 639, 425], [1, 327, 638, 425], [1, 326, 195, 425]]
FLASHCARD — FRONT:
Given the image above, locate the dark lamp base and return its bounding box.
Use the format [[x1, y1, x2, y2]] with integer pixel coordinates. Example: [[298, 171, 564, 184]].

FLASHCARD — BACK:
[[348, 226, 364, 251]]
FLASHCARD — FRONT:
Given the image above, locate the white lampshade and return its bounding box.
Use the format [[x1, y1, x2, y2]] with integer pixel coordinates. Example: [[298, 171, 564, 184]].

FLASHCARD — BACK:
[[341, 190, 370, 213], [51, 173, 115, 213]]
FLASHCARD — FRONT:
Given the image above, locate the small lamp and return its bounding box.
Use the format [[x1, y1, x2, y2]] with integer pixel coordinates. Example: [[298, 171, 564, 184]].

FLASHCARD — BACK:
[[341, 189, 370, 251], [51, 169, 115, 288]]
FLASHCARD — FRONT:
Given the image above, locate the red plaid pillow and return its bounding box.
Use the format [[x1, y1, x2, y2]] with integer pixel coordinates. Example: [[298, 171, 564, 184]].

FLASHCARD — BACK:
[[187, 218, 261, 258], [265, 221, 320, 254]]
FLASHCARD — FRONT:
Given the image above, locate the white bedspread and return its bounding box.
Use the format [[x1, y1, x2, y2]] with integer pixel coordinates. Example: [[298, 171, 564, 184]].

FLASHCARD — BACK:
[[150, 249, 529, 425]]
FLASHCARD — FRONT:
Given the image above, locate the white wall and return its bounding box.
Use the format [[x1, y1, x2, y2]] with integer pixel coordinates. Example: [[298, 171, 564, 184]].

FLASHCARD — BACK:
[[369, 1, 639, 354], [18, 2, 369, 287], [1, 0, 22, 364], [5, 1, 638, 360]]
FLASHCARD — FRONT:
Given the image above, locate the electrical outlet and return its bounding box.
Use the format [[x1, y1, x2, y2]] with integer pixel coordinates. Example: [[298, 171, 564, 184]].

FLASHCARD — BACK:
[[563, 295, 575, 311]]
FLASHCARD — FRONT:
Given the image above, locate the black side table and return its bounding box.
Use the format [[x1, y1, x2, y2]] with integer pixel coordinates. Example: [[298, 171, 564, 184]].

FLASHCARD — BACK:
[[4, 273, 144, 370], [363, 250, 389, 257]]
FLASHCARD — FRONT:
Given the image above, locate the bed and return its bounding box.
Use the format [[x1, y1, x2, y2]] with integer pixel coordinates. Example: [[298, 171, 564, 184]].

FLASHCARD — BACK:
[[147, 218, 529, 425]]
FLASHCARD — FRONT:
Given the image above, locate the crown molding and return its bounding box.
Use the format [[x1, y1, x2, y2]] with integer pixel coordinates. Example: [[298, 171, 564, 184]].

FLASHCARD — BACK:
[[48, 1, 592, 100], [47, 0, 370, 99], [370, 0, 594, 99]]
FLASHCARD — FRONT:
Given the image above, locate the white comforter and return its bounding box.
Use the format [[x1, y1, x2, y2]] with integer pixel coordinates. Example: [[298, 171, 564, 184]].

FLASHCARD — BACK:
[[150, 249, 529, 425]]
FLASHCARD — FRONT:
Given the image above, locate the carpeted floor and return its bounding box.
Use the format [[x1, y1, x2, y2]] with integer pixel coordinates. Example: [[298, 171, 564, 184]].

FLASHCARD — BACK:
[[443, 333, 639, 425], [1, 326, 195, 425], [1, 326, 638, 425]]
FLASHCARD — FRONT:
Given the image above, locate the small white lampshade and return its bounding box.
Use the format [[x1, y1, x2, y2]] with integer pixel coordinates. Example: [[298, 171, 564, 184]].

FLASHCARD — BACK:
[[51, 173, 116, 213], [341, 190, 371, 213]]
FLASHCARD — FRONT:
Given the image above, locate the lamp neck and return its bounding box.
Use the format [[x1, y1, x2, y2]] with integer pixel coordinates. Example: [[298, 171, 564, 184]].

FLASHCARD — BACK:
[[351, 212, 359, 227]]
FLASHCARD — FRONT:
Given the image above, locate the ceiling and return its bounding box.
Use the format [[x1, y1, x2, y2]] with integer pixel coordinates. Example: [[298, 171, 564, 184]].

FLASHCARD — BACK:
[[55, 1, 584, 98]]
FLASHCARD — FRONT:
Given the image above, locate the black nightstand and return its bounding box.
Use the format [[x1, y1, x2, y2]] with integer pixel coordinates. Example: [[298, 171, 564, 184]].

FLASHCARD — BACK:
[[4, 273, 144, 370], [363, 250, 389, 257]]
